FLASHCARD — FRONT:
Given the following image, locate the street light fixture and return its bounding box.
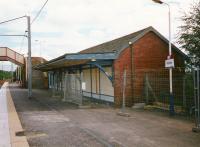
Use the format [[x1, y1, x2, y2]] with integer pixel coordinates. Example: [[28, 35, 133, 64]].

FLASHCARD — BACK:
[[35, 39, 41, 57], [152, 0, 163, 4], [152, 0, 174, 115], [35, 39, 46, 63]]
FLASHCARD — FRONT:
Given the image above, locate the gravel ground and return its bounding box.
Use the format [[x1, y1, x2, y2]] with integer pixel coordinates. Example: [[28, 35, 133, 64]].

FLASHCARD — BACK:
[[9, 84, 200, 147]]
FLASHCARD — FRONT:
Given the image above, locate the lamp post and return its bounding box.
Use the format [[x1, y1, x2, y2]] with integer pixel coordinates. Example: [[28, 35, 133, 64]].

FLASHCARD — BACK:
[[35, 39, 45, 63], [152, 0, 174, 115], [35, 40, 41, 56]]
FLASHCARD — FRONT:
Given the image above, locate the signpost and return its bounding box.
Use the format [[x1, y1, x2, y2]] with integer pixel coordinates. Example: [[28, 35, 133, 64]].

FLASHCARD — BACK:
[[165, 58, 175, 68], [193, 68, 200, 132], [165, 55, 175, 115]]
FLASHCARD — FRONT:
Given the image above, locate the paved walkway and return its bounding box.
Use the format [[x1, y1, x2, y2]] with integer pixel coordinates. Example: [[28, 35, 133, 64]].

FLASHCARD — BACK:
[[10, 85, 200, 147], [0, 82, 29, 147], [0, 82, 11, 147]]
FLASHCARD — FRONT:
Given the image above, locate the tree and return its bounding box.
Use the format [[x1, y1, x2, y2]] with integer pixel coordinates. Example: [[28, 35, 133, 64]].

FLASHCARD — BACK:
[[178, 1, 200, 67], [0, 70, 12, 80]]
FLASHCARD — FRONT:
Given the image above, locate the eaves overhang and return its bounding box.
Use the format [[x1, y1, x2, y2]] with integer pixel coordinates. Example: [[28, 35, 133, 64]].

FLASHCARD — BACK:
[[34, 52, 116, 71], [115, 26, 189, 60], [65, 52, 116, 60]]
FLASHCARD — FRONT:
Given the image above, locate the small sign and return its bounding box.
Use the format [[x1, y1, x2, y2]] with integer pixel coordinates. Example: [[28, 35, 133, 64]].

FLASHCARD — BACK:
[[82, 82, 86, 90], [165, 59, 175, 68]]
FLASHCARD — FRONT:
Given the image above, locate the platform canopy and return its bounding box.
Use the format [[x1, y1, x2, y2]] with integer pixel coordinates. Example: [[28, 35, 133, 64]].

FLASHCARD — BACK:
[[34, 52, 116, 71]]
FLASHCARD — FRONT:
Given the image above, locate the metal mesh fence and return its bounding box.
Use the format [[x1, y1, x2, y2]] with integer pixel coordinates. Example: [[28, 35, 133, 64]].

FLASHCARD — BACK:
[[114, 67, 195, 115], [63, 73, 83, 106], [51, 72, 63, 97], [49, 67, 199, 116]]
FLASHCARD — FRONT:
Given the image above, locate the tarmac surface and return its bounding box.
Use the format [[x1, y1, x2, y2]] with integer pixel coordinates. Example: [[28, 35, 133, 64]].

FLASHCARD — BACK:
[[9, 85, 200, 147]]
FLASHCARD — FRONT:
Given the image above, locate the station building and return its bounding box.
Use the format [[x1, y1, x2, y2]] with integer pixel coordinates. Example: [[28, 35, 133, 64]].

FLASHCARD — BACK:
[[35, 26, 187, 107]]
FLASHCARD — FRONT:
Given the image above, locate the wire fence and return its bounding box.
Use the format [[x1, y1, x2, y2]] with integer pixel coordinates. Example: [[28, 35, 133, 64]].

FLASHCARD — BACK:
[[114, 67, 196, 115], [48, 67, 199, 117], [63, 73, 83, 106]]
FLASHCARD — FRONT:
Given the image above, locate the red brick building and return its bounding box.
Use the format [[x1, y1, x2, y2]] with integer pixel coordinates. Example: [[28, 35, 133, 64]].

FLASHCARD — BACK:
[[24, 57, 48, 89], [35, 26, 187, 107]]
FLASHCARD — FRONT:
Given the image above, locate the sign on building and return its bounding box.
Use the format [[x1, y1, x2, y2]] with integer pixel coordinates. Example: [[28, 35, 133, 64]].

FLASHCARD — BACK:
[[165, 59, 175, 68], [82, 82, 86, 90]]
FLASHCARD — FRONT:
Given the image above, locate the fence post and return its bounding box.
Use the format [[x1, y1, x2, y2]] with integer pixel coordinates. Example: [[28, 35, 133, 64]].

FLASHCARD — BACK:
[[80, 71, 83, 106], [62, 73, 67, 102], [122, 69, 127, 112], [193, 67, 200, 132], [197, 68, 200, 128], [52, 72, 56, 97], [145, 74, 149, 104], [183, 75, 186, 108], [117, 68, 130, 117]]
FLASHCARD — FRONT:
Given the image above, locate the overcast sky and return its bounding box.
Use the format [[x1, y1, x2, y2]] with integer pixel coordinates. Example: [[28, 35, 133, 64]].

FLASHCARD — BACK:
[[0, 0, 197, 61]]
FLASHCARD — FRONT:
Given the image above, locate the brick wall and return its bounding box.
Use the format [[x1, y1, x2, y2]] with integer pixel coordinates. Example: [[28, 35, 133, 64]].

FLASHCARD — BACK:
[[32, 57, 48, 89], [114, 47, 132, 107], [114, 31, 185, 107], [25, 57, 48, 89]]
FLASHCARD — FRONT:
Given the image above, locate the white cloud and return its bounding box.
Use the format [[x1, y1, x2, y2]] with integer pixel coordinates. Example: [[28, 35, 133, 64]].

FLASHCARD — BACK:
[[0, 0, 195, 60]]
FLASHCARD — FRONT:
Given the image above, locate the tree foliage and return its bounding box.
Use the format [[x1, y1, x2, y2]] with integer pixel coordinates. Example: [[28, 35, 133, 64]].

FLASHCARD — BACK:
[[178, 1, 200, 67], [0, 70, 12, 80]]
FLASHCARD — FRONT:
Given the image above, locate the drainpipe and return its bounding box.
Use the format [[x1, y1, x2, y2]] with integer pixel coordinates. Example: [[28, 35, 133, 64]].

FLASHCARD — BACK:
[[129, 42, 134, 105], [90, 65, 93, 98]]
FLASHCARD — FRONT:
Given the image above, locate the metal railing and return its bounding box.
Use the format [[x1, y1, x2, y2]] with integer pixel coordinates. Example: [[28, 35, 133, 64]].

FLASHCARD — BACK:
[[114, 67, 196, 115], [63, 73, 83, 106]]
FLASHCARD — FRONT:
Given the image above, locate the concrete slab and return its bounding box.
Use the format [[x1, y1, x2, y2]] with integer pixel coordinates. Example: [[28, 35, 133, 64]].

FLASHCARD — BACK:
[[117, 111, 130, 117], [0, 82, 29, 147], [6, 83, 29, 147]]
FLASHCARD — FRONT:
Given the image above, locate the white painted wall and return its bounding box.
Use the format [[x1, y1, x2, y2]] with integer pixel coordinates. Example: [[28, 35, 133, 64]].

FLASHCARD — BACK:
[[100, 67, 114, 96], [82, 66, 114, 102], [82, 69, 91, 92]]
